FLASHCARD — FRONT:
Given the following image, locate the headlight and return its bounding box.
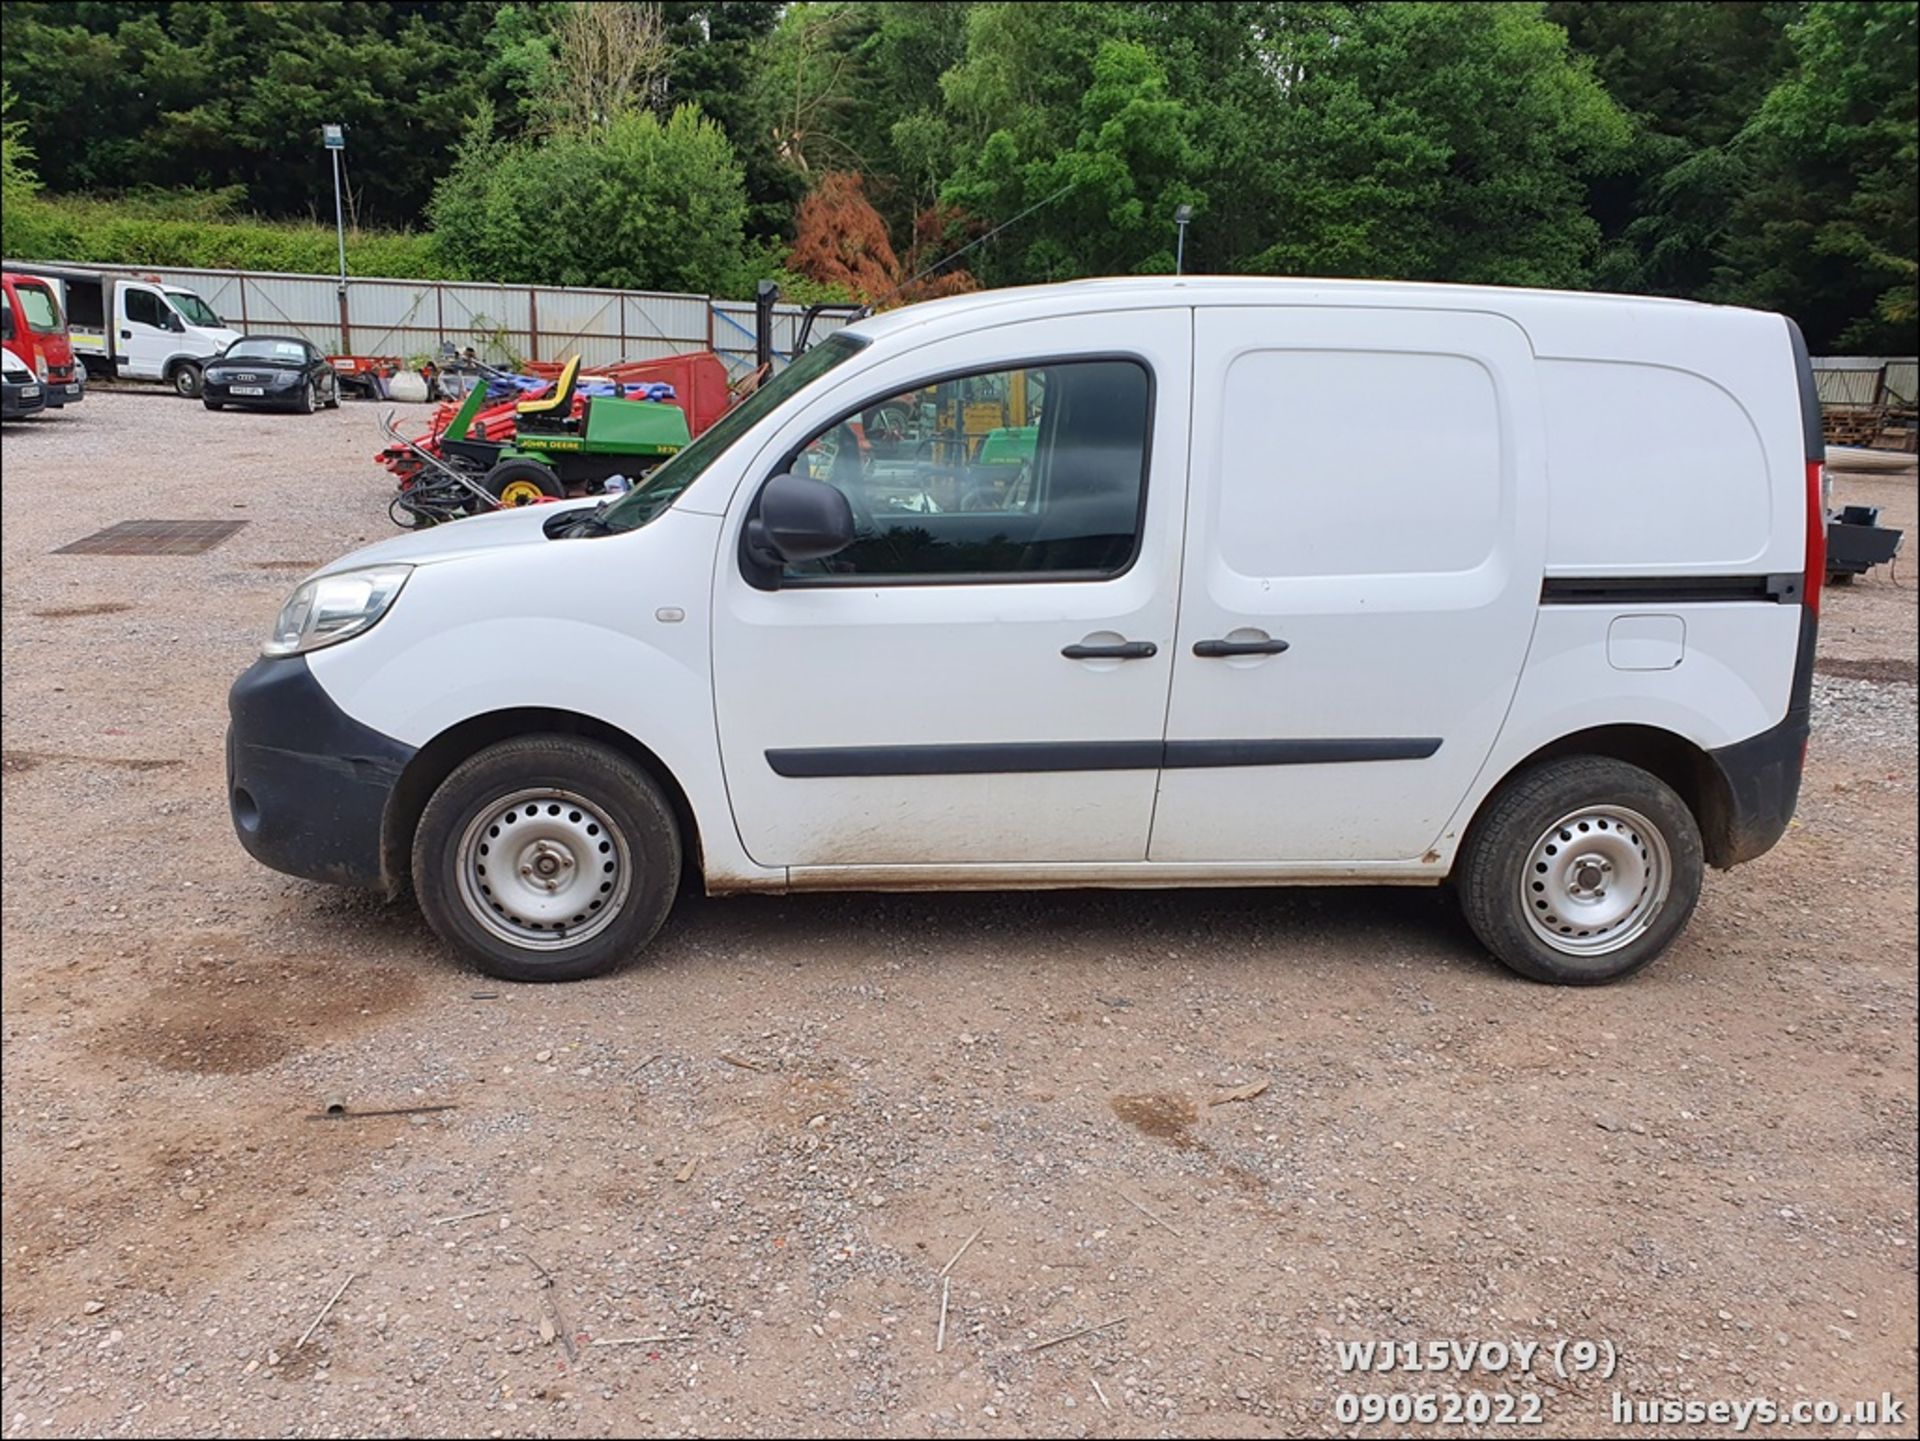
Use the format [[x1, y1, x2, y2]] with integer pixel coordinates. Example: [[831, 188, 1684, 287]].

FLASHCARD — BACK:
[[263, 564, 412, 657]]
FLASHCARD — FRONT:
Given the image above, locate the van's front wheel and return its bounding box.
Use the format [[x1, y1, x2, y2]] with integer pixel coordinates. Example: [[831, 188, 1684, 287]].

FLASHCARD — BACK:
[[412, 735, 682, 982], [1457, 757, 1702, 985]]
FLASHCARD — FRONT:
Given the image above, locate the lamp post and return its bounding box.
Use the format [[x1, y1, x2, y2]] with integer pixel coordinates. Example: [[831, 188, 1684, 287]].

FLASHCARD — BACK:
[[323, 124, 349, 349], [1174, 203, 1192, 276]]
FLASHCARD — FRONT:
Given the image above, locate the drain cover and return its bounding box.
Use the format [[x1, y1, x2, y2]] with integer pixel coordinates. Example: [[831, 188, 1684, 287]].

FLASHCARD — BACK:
[[56, 519, 248, 556]]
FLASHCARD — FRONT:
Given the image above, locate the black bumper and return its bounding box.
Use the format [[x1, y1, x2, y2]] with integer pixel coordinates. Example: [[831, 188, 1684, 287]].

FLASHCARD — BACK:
[[43, 372, 84, 407], [2, 379, 46, 419], [227, 655, 416, 889], [1702, 607, 1815, 868]]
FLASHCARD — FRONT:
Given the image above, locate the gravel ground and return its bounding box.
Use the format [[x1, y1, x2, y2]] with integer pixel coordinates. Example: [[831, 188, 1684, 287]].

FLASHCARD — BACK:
[[2, 393, 1915, 1438]]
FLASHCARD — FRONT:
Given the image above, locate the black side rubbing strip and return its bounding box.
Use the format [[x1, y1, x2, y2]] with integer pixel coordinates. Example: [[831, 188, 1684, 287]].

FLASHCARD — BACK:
[[766, 741, 1162, 778], [1163, 738, 1441, 768], [766, 738, 1441, 778], [1541, 575, 1798, 605]]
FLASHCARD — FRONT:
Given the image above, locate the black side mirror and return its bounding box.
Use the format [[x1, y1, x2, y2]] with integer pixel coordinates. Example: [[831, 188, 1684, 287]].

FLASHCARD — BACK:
[[745, 472, 855, 578], [167, 311, 185, 333]]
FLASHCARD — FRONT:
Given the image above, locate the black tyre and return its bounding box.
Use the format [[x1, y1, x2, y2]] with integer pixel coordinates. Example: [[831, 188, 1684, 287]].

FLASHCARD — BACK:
[[324, 377, 342, 409], [483, 458, 565, 507], [412, 735, 682, 982], [170, 362, 203, 399], [298, 380, 318, 415], [1456, 756, 1703, 985]]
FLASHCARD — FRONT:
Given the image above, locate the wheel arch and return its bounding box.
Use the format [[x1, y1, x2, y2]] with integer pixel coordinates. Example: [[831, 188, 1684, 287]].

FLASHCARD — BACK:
[[1464, 724, 1739, 870], [381, 707, 702, 895]]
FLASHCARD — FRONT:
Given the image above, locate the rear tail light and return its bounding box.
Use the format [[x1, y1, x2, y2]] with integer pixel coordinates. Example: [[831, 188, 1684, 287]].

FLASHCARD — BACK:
[[1803, 459, 1826, 618]]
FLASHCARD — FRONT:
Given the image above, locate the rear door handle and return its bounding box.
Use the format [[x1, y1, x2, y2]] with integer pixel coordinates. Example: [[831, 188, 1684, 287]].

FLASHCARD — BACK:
[[1061, 640, 1158, 660], [120, 330, 132, 340], [1193, 637, 1291, 657]]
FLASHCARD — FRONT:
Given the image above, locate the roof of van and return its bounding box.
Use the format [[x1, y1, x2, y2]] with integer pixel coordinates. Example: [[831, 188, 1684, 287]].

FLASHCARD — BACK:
[[844, 274, 1733, 342]]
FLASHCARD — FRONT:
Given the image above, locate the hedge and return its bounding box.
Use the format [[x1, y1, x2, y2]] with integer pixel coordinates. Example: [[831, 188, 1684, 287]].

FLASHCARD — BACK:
[[8, 196, 447, 279]]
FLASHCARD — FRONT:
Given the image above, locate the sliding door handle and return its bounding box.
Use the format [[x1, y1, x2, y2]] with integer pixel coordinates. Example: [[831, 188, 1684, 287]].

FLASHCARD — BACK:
[[1193, 636, 1290, 658], [1061, 640, 1158, 661]]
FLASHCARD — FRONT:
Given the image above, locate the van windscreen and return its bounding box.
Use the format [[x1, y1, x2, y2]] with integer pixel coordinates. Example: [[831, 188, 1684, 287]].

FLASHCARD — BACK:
[[13, 282, 62, 332]]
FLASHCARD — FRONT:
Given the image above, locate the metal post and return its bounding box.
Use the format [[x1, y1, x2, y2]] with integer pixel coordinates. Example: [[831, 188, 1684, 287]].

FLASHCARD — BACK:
[[331, 148, 347, 290], [324, 124, 349, 350], [1174, 203, 1192, 277]]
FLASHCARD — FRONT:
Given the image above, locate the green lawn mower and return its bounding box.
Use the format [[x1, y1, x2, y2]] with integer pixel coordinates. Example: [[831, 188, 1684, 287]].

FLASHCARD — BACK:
[[416, 355, 692, 516]]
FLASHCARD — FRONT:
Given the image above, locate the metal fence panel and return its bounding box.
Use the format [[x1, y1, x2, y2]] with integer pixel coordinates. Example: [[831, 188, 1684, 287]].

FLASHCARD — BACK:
[[9, 258, 858, 370]]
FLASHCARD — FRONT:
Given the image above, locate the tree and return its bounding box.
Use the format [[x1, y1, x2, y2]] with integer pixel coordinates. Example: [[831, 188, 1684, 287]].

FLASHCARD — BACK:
[[661, 1, 802, 240], [786, 169, 977, 302], [428, 104, 749, 292], [542, 1, 671, 133], [1716, 1, 1918, 349], [1246, 3, 1632, 288]]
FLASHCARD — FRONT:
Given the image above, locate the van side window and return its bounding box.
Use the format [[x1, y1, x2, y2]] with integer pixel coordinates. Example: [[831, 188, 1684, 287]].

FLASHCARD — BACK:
[[780, 358, 1151, 582], [124, 289, 166, 329]]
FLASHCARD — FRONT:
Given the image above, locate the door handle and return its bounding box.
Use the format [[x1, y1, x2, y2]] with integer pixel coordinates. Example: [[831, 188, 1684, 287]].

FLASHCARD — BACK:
[[1061, 640, 1158, 661], [1193, 636, 1291, 657], [120, 330, 131, 340]]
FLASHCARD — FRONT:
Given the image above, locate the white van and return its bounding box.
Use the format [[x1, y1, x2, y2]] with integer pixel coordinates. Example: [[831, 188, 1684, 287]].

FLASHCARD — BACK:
[[228, 278, 1824, 986], [6, 264, 240, 397]]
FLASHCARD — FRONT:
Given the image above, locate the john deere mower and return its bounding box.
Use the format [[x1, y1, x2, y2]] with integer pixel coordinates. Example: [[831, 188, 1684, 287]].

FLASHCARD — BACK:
[[383, 355, 691, 525]]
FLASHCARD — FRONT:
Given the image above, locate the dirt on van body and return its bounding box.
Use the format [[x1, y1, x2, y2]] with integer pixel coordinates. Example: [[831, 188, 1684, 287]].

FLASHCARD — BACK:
[[2, 396, 1914, 1437]]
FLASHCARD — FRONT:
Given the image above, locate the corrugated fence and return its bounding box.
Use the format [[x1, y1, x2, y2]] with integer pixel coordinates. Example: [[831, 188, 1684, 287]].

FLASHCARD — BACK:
[[1811, 356, 1919, 409], [12, 262, 850, 376]]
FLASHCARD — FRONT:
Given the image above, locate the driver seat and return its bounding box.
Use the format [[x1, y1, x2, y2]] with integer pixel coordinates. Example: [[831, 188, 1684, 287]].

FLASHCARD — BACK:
[[516, 355, 582, 432]]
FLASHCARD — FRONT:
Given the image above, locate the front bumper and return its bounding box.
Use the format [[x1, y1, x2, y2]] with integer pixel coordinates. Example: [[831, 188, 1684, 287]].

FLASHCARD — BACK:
[[2, 378, 46, 419], [206, 376, 301, 407], [227, 655, 416, 889], [42, 369, 84, 407]]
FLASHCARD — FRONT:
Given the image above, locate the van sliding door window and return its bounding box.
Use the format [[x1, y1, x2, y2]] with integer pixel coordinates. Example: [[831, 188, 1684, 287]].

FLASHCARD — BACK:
[[780, 358, 1152, 583]]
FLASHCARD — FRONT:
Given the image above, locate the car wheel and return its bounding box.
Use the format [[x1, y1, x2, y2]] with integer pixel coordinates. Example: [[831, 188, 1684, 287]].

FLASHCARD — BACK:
[[324, 377, 342, 410], [297, 380, 318, 415], [203, 400, 224, 411], [412, 735, 682, 982], [1456, 756, 1703, 985], [171, 362, 203, 399], [483, 458, 566, 507]]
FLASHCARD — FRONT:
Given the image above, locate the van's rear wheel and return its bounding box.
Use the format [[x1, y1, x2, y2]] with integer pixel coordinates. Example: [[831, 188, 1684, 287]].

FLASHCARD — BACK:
[[412, 735, 681, 982], [1457, 757, 1702, 984]]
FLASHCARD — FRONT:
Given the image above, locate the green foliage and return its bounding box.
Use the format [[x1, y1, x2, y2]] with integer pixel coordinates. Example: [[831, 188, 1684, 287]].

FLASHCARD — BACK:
[[1, 0, 1912, 342], [1719, 1, 1918, 349], [2, 80, 58, 257], [428, 104, 748, 291], [13, 193, 444, 276]]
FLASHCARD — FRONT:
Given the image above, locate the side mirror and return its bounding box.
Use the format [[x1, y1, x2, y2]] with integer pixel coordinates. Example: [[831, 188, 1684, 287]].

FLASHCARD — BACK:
[[745, 472, 855, 573], [166, 311, 185, 333]]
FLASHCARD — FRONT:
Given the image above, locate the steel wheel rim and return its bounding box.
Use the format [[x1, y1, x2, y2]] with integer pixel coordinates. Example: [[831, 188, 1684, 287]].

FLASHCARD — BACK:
[[455, 787, 631, 951], [1521, 804, 1671, 957], [499, 479, 544, 506]]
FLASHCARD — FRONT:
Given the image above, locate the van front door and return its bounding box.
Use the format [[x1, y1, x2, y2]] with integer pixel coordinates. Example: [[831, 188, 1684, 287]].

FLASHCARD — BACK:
[[1149, 306, 1547, 865], [711, 309, 1191, 873], [117, 284, 175, 379]]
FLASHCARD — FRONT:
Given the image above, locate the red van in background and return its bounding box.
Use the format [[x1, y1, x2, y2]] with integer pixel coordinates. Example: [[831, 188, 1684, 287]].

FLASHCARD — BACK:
[[1, 271, 85, 408]]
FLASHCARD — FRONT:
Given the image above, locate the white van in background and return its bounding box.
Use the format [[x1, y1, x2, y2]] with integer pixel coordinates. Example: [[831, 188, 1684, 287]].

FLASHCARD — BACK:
[[3, 263, 240, 397], [226, 277, 1824, 986]]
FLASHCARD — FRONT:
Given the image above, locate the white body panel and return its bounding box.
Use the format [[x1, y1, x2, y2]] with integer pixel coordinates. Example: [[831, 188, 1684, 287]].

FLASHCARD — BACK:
[[293, 277, 1810, 893], [1151, 306, 1547, 864], [709, 308, 1191, 867]]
